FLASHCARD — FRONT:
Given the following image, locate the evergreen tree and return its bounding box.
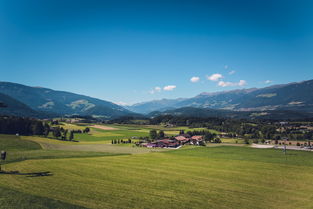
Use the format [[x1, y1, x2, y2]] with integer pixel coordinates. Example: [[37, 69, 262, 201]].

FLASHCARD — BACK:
[[158, 130, 165, 138], [32, 121, 44, 135], [63, 129, 68, 140], [84, 127, 90, 133], [44, 123, 50, 137], [149, 130, 157, 139], [53, 127, 62, 139], [69, 131, 74, 141]]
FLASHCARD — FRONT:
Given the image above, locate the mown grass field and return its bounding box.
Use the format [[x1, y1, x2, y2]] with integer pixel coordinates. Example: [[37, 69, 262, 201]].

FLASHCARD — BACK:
[[1, 134, 313, 209]]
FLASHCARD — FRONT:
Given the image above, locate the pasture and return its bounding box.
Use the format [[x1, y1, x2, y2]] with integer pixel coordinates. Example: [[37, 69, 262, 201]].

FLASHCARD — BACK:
[[54, 123, 221, 143], [1, 134, 313, 209]]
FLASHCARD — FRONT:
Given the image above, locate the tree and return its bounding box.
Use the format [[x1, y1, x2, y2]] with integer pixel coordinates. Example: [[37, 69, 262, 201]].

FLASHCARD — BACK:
[[84, 127, 90, 133], [158, 130, 165, 138], [199, 140, 206, 146], [244, 138, 250, 144], [149, 130, 157, 139], [214, 138, 222, 143], [69, 131, 74, 141], [63, 129, 68, 140], [304, 131, 313, 146], [204, 132, 214, 142], [53, 127, 61, 139], [32, 121, 44, 135], [44, 123, 50, 137]]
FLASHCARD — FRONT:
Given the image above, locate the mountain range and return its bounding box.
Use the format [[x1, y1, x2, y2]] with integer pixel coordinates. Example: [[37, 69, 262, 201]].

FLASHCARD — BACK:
[[1, 80, 313, 120], [127, 80, 313, 115], [0, 82, 134, 118]]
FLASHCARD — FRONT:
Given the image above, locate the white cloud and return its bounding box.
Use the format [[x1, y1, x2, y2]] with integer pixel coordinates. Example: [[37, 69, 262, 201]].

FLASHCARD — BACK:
[[224, 65, 229, 69], [264, 80, 272, 84], [163, 85, 176, 91], [228, 70, 236, 75], [218, 81, 233, 87], [218, 80, 247, 87], [190, 76, 200, 83], [207, 73, 223, 81], [238, 80, 247, 86]]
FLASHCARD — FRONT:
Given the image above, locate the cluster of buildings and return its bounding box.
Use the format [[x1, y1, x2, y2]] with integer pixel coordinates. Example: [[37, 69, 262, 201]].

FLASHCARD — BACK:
[[143, 134, 204, 149]]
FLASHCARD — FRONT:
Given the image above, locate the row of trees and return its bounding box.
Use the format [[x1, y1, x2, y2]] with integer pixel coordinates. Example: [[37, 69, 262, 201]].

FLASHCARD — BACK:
[[111, 139, 132, 144], [49, 126, 75, 141]]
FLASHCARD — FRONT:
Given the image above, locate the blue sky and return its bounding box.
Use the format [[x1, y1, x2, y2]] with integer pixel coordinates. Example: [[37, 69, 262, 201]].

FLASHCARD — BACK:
[[1, 0, 313, 105]]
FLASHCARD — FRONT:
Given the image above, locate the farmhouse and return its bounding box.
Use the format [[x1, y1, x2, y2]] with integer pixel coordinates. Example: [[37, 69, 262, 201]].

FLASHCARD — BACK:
[[190, 135, 203, 145], [145, 138, 181, 148], [175, 135, 189, 144]]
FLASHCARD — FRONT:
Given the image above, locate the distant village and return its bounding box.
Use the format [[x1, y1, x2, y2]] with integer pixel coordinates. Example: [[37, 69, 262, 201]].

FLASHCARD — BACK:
[[138, 130, 220, 149], [143, 135, 205, 149]]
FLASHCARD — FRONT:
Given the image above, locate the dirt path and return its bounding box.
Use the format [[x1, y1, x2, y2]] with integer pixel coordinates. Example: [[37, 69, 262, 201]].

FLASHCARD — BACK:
[[91, 125, 119, 130], [251, 144, 274, 149], [251, 143, 313, 151]]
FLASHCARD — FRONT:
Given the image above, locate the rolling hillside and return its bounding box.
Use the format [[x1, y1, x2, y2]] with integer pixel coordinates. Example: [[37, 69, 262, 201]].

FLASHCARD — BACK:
[[0, 82, 135, 118], [0, 92, 40, 117]]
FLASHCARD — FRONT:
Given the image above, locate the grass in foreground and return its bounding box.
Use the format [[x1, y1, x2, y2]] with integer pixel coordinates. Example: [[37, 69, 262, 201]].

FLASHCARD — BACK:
[[0, 135, 41, 151], [0, 134, 127, 165], [1, 146, 313, 209], [0, 186, 86, 209]]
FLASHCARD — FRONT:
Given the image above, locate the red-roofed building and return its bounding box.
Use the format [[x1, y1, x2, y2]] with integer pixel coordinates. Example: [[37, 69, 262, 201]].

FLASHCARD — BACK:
[[175, 135, 190, 144], [175, 136, 187, 141], [190, 135, 204, 145], [191, 135, 203, 141]]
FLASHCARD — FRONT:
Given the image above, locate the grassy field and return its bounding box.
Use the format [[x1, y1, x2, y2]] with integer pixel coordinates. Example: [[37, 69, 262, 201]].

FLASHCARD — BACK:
[[48, 123, 221, 143], [0, 135, 127, 165], [1, 133, 313, 209], [55, 123, 221, 143]]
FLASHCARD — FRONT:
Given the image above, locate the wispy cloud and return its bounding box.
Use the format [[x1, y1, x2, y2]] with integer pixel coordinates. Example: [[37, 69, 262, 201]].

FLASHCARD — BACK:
[[190, 76, 200, 83], [163, 85, 176, 91], [224, 65, 229, 70], [149, 86, 162, 94], [207, 73, 223, 81], [218, 80, 247, 87], [154, 86, 161, 92], [149, 85, 176, 94], [264, 80, 272, 84], [228, 70, 236, 75]]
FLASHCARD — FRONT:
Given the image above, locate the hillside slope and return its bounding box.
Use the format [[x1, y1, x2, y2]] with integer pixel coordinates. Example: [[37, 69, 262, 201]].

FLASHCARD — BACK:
[[0, 93, 40, 117], [0, 82, 134, 118]]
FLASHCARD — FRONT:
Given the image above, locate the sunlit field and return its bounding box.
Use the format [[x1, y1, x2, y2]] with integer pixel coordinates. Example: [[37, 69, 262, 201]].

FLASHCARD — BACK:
[[1, 134, 313, 209], [51, 123, 221, 143]]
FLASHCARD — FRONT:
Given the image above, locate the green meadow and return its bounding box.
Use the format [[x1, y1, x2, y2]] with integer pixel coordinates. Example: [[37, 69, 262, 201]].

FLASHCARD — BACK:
[[1, 133, 313, 209], [54, 123, 221, 143]]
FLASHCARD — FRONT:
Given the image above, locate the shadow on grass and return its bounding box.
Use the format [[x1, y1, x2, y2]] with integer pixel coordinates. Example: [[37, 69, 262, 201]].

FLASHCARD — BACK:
[[0, 170, 53, 177]]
